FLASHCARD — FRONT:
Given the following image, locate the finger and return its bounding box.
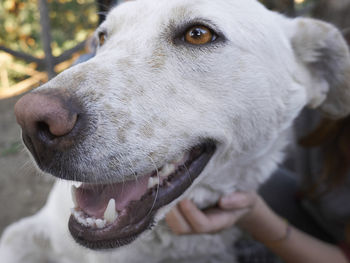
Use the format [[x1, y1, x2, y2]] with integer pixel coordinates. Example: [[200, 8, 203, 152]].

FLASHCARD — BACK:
[[219, 192, 257, 210], [178, 200, 211, 233], [205, 208, 250, 232], [165, 206, 193, 235]]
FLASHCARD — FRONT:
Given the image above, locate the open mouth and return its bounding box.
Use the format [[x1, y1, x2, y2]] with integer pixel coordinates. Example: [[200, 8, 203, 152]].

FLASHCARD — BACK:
[[68, 141, 216, 250]]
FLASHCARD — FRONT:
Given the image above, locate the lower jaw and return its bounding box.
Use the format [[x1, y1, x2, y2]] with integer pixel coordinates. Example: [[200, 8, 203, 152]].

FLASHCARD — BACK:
[[68, 141, 216, 250], [69, 213, 153, 249]]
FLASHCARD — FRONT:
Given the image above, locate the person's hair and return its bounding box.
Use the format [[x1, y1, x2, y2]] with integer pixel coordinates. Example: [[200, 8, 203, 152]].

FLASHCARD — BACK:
[[299, 115, 350, 199]]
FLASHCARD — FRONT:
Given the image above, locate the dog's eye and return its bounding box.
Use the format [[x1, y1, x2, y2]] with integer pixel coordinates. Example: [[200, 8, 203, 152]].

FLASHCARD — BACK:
[[184, 26, 217, 45], [98, 31, 106, 46]]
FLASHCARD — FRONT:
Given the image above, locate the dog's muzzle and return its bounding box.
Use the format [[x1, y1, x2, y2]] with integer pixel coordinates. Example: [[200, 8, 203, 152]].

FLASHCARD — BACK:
[[14, 89, 217, 250]]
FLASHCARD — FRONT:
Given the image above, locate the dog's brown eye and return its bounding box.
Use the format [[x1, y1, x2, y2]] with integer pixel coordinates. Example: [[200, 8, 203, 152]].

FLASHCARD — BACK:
[[98, 32, 106, 46], [184, 26, 216, 45]]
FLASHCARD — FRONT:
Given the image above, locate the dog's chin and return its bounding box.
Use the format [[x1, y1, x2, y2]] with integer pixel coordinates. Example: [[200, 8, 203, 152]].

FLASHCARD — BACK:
[[67, 141, 216, 250]]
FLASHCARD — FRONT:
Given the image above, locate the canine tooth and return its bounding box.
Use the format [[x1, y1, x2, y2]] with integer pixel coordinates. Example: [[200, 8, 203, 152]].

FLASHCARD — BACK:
[[104, 199, 118, 223], [71, 186, 78, 207], [72, 182, 82, 188], [148, 177, 160, 188]]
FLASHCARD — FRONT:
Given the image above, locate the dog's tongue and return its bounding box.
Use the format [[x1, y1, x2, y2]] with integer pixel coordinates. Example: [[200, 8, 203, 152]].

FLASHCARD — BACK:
[[75, 174, 150, 218]]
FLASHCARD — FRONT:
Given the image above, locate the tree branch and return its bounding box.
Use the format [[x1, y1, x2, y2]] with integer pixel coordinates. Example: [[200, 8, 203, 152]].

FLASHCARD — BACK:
[[0, 40, 88, 69], [54, 40, 87, 64], [38, 0, 56, 79], [0, 45, 44, 66]]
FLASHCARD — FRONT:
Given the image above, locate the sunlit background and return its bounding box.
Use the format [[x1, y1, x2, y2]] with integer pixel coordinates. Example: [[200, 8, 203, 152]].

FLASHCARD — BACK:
[[0, 0, 98, 99], [0, 0, 315, 100]]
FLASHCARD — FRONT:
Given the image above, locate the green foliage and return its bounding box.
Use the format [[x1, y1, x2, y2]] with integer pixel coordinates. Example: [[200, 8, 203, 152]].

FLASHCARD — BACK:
[[0, 141, 22, 157], [0, 0, 98, 57], [0, 0, 42, 56], [48, 0, 98, 56]]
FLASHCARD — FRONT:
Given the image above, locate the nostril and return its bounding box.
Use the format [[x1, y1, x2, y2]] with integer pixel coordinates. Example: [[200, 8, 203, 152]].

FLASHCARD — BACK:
[[36, 121, 57, 142]]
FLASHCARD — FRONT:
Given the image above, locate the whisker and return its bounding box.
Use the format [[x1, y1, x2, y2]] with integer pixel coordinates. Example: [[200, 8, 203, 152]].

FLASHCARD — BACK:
[[95, 3, 113, 10], [96, 11, 108, 17], [18, 160, 31, 172], [147, 156, 159, 217], [126, 156, 138, 184], [183, 163, 192, 183], [114, 152, 126, 195]]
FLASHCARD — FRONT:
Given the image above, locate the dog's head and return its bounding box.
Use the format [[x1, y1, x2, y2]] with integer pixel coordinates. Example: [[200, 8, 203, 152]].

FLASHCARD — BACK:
[[14, 0, 350, 250]]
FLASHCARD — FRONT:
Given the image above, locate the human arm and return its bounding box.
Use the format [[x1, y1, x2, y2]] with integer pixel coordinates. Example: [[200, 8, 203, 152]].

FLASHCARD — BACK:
[[166, 193, 349, 263]]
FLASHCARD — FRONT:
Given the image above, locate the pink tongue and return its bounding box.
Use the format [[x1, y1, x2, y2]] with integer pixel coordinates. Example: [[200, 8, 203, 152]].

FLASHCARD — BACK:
[[75, 174, 150, 218]]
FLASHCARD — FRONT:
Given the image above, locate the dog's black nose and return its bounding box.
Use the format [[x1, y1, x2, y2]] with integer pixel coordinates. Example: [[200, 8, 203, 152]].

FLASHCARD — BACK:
[[14, 91, 81, 167]]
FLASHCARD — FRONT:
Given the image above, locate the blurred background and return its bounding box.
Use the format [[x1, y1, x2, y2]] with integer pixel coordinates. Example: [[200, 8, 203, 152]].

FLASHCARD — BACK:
[[0, 0, 349, 236]]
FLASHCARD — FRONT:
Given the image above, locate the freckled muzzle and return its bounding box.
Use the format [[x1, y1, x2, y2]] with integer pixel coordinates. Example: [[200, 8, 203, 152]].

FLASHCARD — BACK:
[[68, 141, 216, 250]]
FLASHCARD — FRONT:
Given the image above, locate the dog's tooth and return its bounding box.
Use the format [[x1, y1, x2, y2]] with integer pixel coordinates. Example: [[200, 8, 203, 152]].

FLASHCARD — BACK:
[[86, 218, 94, 227], [71, 186, 78, 207], [148, 177, 160, 189], [148, 177, 154, 188], [104, 199, 118, 223], [73, 210, 83, 220], [76, 215, 87, 226], [72, 182, 82, 188], [160, 163, 175, 177], [95, 219, 106, 229]]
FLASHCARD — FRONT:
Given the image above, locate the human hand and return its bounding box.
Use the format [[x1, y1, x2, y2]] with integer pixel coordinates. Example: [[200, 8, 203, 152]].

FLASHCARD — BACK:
[[166, 192, 259, 235]]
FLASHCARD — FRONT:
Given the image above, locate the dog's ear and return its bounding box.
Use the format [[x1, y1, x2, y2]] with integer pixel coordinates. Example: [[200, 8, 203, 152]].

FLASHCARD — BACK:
[[288, 18, 350, 119]]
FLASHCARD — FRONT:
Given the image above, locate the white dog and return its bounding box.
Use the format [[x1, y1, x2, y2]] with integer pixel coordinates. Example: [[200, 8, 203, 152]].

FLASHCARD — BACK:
[[1, 0, 350, 262]]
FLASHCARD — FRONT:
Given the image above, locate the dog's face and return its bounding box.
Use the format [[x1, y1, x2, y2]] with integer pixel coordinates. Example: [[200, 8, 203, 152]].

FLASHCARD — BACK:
[[14, 0, 350, 250]]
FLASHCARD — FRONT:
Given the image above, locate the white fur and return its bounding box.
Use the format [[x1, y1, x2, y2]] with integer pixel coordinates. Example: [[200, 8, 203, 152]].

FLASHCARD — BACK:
[[1, 0, 350, 262]]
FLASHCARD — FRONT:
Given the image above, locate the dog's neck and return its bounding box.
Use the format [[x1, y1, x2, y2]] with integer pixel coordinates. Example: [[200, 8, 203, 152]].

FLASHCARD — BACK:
[[185, 126, 292, 210]]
